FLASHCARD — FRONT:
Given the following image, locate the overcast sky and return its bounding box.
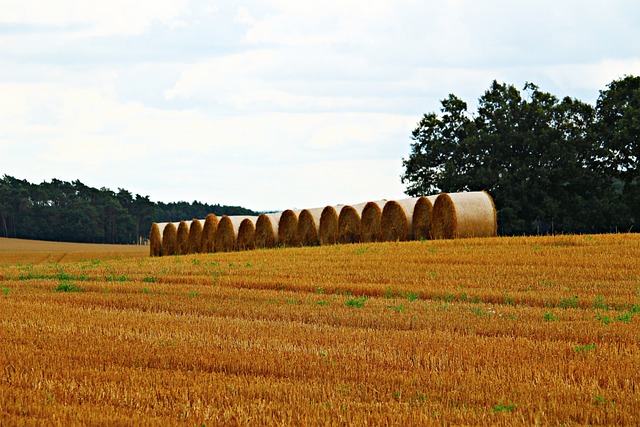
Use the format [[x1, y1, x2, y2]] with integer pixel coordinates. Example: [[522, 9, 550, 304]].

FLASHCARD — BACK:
[[1, 1, 639, 212]]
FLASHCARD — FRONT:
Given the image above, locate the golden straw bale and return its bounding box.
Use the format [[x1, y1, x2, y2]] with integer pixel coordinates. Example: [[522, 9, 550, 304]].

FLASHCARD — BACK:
[[319, 206, 339, 245], [149, 223, 162, 257], [338, 205, 362, 244], [380, 200, 411, 242], [176, 220, 190, 255], [278, 209, 299, 247], [297, 207, 323, 247], [187, 218, 203, 254], [214, 216, 235, 252], [360, 201, 385, 242], [162, 222, 178, 256], [412, 195, 439, 241], [200, 214, 218, 253], [431, 191, 498, 239], [397, 198, 421, 239], [237, 218, 256, 251], [255, 214, 277, 249]]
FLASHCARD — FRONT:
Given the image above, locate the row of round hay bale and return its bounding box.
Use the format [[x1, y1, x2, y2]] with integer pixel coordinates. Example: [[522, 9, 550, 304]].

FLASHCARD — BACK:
[[148, 191, 498, 257], [430, 191, 497, 239]]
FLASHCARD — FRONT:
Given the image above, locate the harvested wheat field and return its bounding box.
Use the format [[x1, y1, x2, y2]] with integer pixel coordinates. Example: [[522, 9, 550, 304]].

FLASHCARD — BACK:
[[1, 234, 639, 425]]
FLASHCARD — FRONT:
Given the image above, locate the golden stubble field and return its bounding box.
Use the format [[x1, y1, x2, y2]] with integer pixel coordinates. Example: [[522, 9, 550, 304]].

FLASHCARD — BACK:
[[1, 234, 639, 426]]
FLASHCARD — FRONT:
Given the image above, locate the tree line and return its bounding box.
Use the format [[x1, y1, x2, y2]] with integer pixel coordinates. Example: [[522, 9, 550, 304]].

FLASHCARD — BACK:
[[402, 76, 639, 235], [0, 175, 258, 244]]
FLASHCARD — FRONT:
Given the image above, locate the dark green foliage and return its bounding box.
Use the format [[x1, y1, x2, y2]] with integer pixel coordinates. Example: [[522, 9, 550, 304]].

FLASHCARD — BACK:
[[402, 77, 639, 235], [0, 176, 258, 244]]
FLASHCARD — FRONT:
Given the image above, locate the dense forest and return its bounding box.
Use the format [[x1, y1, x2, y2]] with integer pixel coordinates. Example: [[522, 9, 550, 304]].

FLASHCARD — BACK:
[[402, 75, 639, 235], [0, 176, 258, 244]]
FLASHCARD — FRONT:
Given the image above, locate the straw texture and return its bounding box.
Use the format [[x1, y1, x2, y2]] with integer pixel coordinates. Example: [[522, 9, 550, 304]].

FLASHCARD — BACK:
[[360, 201, 384, 242], [200, 214, 218, 253], [161, 222, 178, 256], [236, 218, 256, 251], [255, 214, 277, 249], [149, 223, 162, 257], [176, 221, 190, 255], [187, 218, 203, 254], [278, 210, 299, 247], [412, 195, 438, 240], [431, 191, 498, 239], [297, 208, 323, 246], [214, 216, 235, 252], [380, 201, 411, 242], [319, 206, 339, 245], [338, 205, 362, 244]]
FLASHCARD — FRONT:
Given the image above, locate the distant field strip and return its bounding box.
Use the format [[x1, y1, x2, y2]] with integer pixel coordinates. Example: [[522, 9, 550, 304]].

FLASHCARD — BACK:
[[1, 234, 639, 425], [0, 237, 147, 265]]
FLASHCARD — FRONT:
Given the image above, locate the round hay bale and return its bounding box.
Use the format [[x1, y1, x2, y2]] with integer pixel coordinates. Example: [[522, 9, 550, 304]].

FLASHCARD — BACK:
[[338, 205, 362, 244], [380, 200, 411, 242], [162, 222, 178, 256], [255, 214, 277, 249], [187, 218, 203, 254], [200, 214, 218, 253], [319, 206, 339, 245], [297, 207, 323, 246], [149, 223, 162, 257], [176, 220, 190, 255], [360, 200, 385, 242], [237, 218, 256, 251], [214, 216, 235, 252], [412, 195, 439, 241], [431, 191, 497, 239], [278, 209, 299, 247]]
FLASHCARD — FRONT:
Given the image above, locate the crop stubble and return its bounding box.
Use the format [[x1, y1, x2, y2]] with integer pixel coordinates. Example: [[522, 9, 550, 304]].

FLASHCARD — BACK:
[[0, 234, 639, 425]]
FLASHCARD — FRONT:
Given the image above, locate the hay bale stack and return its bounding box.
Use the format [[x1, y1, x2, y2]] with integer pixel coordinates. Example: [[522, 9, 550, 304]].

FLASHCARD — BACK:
[[176, 220, 190, 255], [278, 209, 299, 247], [380, 199, 416, 242], [255, 213, 278, 249], [297, 207, 324, 247], [359, 200, 385, 242], [187, 218, 203, 254], [162, 222, 178, 256], [319, 206, 339, 245], [237, 218, 257, 251], [214, 216, 235, 252], [412, 195, 439, 240], [200, 214, 218, 253], [431, 191, 497, 239], [338, 205, 362, 244], [149, 223, 162, 257]]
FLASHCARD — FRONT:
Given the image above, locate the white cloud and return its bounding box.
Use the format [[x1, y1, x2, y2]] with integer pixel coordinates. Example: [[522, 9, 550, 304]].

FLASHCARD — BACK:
[[0, 0, 189, 37], [2, 0, 640, 212]]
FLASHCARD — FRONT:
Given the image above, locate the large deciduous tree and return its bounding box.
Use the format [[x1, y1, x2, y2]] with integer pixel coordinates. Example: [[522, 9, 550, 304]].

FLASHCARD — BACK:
[[402, 80, 630, 235]]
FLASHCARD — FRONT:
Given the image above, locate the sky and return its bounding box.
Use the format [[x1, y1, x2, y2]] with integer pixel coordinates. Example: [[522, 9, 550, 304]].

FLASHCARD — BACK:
[[1, 1, 640, 212]]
